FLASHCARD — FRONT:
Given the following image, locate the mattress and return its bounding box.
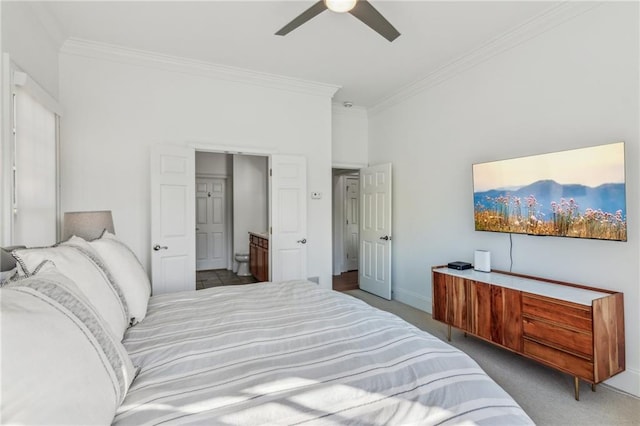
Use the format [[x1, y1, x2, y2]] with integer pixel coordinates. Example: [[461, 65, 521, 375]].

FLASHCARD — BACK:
[[114, 280, 533, 425]]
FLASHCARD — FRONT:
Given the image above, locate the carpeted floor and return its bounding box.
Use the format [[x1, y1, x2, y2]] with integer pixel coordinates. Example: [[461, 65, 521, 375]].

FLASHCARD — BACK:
[[346, 289, 640, 426]]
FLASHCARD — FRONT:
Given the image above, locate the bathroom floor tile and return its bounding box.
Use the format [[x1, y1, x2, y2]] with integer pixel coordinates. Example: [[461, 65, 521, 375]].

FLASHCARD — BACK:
[[196, 269, 258, 290]]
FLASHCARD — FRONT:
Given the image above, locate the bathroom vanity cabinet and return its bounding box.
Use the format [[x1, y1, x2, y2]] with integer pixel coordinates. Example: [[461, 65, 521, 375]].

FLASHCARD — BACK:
[[249, 232, 269, 282]]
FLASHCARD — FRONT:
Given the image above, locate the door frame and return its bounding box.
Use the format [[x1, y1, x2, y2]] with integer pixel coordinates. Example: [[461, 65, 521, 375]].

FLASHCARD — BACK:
[[343, 175, 359, 272], [191, 144, 308, 284], [187, 142, 278, 273], [332, 165, 364, 276], [152, 143, 310, 292]]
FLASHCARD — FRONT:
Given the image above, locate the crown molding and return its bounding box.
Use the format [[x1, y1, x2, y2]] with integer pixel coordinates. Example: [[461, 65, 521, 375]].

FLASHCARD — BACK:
[[60, 38, 340, 99], [369, 1, 603, 116]]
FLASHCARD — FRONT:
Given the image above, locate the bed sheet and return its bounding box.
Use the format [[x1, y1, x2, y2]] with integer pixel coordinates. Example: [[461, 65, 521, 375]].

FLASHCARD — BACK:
[[115, 281, 533, 425]]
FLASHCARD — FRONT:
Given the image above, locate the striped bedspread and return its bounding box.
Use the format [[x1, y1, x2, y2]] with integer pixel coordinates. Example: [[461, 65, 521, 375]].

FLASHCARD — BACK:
[[114, 281, 533, 425]]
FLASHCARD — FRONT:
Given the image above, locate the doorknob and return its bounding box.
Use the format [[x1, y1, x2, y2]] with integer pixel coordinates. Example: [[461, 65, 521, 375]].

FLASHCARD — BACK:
[[297, 238, 307, 244], [153, 244, 168, 251], [380, 235, 391, 241]]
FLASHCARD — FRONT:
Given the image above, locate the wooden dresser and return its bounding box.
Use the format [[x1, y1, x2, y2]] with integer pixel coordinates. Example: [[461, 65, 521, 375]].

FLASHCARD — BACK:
[[249, 232, 269, 282], [432, 266, 625, 400]]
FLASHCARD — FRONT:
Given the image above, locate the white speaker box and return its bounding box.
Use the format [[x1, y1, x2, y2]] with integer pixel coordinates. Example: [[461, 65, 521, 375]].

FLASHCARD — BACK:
[[474, 250, 491, 272]]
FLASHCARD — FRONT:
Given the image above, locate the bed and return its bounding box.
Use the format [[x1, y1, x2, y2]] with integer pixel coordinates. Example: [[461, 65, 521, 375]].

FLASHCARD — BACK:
[[1, 235, 533, 425], [115, 281, 532, 425]]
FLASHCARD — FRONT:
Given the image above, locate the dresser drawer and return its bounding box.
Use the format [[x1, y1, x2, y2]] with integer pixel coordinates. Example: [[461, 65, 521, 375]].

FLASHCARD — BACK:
[[522, 294, 592, 331], [523, 317, 593, 358], [524, 339, 594, 380]]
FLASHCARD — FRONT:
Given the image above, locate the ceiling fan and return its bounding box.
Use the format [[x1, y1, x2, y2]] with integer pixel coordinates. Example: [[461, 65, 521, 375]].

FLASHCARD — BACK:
[[276, 0, 400, 42]]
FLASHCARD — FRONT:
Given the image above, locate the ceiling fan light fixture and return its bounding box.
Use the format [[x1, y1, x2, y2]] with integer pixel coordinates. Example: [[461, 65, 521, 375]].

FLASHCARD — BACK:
[[324, 0, 357, 13]]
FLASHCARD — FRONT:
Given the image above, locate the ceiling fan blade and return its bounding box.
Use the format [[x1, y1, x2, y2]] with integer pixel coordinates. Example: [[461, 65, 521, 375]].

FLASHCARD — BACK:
[[349, 0, 400, 42], [276, 1, 328, 36]]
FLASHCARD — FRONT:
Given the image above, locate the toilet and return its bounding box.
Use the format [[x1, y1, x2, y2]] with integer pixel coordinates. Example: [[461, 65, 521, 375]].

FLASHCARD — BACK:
[[235, 253, 251, 277]]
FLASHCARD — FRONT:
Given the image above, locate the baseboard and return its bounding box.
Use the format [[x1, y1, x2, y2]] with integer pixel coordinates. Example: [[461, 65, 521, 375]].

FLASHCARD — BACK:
[[392, 287, 431, 313], [603, 367, 640, 398]]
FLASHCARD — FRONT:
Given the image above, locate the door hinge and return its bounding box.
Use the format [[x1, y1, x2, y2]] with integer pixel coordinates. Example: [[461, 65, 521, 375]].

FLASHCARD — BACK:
[[269, 226, 272, 235], [346, 219, 349, 225], [269, 168, 272, 177]]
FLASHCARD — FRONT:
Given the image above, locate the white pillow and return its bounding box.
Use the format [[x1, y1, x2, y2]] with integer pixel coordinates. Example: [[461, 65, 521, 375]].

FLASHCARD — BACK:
[[1, 263, 136, 425], [90, 231, 150, 324], [0, 269, 17, 284], [12, 237, 129, 338]]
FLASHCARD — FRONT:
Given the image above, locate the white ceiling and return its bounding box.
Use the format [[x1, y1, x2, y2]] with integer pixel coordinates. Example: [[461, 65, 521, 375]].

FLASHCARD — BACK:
[[40, 1, 559, 108]]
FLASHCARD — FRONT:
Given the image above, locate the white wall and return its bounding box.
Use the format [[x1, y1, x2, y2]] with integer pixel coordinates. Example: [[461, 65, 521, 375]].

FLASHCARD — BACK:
[[1, 2, 61, 99], [233, 155, 268, 257], [369, 2, 639, 396], [59, 42, 336, 289], [332, 103, 368, 166]]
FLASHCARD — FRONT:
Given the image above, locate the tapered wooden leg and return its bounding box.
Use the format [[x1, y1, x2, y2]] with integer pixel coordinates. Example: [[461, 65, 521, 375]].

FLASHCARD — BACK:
[[574, 377, 580, 401], [591, 383, 596, 392], [464, 332, 468, 338], [447, 325, 451, 342]]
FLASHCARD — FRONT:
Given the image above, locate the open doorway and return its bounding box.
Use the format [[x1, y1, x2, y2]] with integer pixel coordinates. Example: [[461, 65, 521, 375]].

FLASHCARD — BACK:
[[195, 151, 268, 289], [332, 167, 360, 291], [150, 147, 309, 295], [331, 163, 393, 299]]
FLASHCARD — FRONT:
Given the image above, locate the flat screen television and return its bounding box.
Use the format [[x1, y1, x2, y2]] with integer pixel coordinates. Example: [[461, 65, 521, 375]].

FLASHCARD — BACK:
[[472, 142, 627, 241]]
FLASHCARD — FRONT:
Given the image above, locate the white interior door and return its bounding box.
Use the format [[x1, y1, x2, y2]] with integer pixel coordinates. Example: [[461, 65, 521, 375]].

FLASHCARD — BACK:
[[270, 155, 307, 282], [150, 145, 195, 294], [196, 177, 226, 271], [359, 163, 392, 299], [344, 177, 359, 271]]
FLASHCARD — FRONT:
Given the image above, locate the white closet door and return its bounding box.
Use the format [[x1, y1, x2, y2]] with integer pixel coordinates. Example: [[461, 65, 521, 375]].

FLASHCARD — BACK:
[[150, 145, 196, 294], [13, 87, 57, 247], [359, 163, 392, 300], [270, 155, 307, 282], [196, 177, 227, 271]]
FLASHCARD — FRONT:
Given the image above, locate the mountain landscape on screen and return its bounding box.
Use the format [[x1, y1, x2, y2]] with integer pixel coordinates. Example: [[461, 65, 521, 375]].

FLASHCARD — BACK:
[[472, 143, 627, 241]]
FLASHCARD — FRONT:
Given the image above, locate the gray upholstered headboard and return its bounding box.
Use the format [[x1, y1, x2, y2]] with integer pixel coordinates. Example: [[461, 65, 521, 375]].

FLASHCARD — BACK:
[[1, 246, 25, 272]]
